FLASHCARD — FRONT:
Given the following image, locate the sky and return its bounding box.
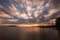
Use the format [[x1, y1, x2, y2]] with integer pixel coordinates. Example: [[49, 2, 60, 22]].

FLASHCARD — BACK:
[[0, 0, 60, 25]]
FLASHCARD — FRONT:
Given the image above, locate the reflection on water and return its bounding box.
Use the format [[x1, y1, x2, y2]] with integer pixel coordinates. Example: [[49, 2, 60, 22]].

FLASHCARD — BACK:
[[0, 27, 58, 40], [19, 27, 58, 40]]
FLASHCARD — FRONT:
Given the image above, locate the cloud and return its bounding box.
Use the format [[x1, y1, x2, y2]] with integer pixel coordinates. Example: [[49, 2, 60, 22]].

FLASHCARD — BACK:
[[0, 0, 60, 25]]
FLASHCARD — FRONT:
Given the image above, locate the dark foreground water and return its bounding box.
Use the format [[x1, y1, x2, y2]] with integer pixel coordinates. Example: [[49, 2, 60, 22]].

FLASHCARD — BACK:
[[0, 27, 59, 40]]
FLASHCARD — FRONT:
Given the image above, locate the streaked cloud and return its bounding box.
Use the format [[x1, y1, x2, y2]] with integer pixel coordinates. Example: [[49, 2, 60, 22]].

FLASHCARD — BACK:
[[0, 0, 60, 25]]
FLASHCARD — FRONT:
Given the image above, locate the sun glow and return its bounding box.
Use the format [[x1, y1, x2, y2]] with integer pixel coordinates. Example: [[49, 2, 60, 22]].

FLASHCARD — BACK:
[[0, 23, 52, 27]]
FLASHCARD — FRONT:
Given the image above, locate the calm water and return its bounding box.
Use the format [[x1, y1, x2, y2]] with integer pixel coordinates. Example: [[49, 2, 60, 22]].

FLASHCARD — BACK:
[[0, 27, 58, 40]]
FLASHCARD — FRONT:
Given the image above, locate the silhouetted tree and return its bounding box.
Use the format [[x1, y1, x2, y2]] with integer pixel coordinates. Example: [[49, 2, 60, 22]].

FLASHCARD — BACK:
[[55, 17, 60, 40], [56, 17, 60, 29]]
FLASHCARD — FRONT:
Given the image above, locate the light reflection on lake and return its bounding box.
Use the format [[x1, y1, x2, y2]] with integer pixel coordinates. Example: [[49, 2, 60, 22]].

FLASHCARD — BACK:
[[0, 27, 58, 40]]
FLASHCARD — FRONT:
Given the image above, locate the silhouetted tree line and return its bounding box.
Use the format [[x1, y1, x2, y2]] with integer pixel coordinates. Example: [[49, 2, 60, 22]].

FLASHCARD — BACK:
[[55, 17, 60, 29], [55, 17, 60, 40]]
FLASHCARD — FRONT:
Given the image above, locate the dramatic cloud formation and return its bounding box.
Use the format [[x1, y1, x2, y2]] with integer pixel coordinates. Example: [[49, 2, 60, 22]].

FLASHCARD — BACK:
[[0, 0, 60, 25]]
